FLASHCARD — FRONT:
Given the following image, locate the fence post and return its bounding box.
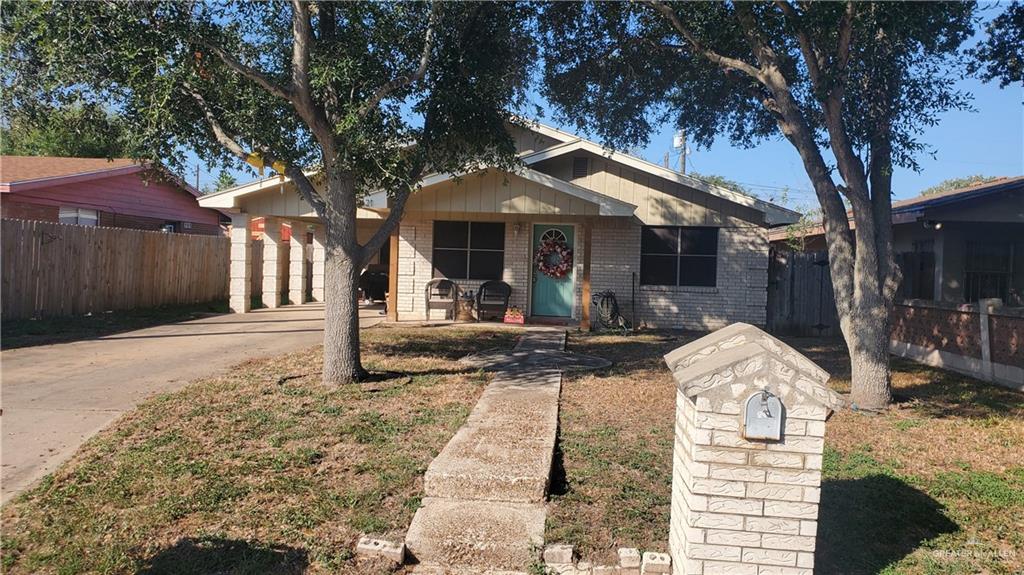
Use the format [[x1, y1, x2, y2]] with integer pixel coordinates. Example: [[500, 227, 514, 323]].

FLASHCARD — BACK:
[[664, 323, 843, 575], [979, 298, 1001, 382]]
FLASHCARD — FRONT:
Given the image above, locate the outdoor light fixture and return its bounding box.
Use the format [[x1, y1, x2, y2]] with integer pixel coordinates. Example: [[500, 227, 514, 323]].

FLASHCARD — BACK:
[[923, 219, 943, 230]]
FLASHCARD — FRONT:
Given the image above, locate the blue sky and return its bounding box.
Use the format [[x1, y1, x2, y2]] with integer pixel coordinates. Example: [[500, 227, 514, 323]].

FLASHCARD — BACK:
[[190, 14, 1023, 210]]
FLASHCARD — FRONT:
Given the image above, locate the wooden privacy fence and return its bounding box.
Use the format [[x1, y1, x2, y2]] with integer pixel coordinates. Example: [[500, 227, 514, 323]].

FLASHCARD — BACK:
[[766, 249, 841, 337], [2, 219, 229, 320]]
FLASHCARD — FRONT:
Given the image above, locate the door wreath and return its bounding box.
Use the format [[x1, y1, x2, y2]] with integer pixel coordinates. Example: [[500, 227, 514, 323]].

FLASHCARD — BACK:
[[535, 237, 574, 278]]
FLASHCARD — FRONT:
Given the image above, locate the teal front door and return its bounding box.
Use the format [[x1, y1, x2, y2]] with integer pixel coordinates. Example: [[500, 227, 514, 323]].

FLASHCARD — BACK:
[[531, 224, 575, 317]]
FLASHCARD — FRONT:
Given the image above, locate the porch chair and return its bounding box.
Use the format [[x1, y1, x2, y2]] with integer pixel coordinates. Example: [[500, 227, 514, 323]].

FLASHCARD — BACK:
[[424, 278, 461, 321], [475, 280, 512, 322]]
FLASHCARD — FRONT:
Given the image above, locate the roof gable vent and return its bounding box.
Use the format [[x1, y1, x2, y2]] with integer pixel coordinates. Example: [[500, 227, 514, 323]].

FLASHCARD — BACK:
[[572, 157, 589, 179]]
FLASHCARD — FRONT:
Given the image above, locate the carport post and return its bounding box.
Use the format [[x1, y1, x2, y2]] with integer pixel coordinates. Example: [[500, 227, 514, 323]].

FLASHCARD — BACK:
[[228, 213, 252, 313], [262, 216, 285, 308], [312, 225, 326, 302], [288, 222, 309, 304]]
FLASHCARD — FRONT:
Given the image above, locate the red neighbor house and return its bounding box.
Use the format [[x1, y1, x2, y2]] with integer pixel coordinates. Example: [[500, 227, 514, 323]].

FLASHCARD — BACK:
[[0, 156, 225, 235]]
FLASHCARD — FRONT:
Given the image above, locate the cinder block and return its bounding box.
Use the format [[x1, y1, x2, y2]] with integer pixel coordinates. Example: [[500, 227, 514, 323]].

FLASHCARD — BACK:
[[544, 544, 574, 565], [618, 547, 641, 569], [640, 551, 671, 574], [355, 535, 404, 563]]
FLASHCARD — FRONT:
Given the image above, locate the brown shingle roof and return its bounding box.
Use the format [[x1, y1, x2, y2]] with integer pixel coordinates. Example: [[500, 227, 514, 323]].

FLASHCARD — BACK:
[[0, 156, 140, 184]]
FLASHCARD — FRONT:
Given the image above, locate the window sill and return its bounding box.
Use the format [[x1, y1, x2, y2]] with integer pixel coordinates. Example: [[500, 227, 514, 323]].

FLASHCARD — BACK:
[[639, 285, 719, 295]]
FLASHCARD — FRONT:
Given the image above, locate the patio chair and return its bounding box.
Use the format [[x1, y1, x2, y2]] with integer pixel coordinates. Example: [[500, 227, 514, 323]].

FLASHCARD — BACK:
[[359, 270, 388, 302], [424, 278, 460, 320], [476, 280, 512, 322]]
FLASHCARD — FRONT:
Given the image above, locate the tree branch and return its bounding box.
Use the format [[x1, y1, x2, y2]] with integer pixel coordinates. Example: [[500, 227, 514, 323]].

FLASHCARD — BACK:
[[290, 0, 333, 146], [358, 0, 439, 117], [183, 83, 326, 215], [198, 40, 294, 102], [774, 1, 825, 88], [643, 0, 764, 80]]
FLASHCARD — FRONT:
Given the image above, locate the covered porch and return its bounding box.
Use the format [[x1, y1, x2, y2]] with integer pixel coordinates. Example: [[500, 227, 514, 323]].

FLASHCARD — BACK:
[[197, 166, 637, 330]]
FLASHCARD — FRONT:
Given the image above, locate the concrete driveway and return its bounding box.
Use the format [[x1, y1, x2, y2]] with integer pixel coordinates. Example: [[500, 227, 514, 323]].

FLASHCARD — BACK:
[[1, 303, 384, 504]]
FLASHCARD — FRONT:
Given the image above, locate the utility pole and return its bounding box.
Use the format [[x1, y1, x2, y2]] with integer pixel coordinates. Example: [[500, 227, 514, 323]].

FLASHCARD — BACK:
[[195, 164, 201, 190]]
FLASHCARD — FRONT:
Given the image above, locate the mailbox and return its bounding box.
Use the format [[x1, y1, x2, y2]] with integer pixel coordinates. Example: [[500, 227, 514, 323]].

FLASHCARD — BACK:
[[741, 390, 784, 441]]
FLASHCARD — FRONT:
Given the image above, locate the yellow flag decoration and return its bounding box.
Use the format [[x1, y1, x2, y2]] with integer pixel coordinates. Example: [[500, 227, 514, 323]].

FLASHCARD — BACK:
[[245, 153, 265, 176]]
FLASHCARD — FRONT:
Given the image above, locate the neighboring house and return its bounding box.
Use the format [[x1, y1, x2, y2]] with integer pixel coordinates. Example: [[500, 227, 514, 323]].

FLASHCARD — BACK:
[[200, 122, 799, 329], [770, 176, 1024, 306], [0, 156, 226, 235]]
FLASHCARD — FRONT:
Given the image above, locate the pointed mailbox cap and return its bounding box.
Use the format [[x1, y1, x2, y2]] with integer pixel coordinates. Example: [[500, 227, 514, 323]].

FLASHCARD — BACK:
[[664, 323, 844, 414]]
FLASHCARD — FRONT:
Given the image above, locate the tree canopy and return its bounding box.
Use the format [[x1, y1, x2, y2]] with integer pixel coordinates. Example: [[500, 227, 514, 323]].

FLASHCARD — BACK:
[[2, 1, 534, 209], [970, 2, 1024, 88], [539, 1, 978, 409], [2, 1, 536, 384], [0, 102, 134, 158]]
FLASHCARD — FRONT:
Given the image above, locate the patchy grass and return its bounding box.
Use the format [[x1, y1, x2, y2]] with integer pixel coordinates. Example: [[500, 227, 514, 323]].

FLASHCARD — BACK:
[[1, 301, 229, 349], [0, 325, 520, 575], [550, 331, 1024, 574]]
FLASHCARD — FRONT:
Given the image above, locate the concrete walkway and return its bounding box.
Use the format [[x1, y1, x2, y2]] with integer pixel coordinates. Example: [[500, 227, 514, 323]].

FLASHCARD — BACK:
[[0, 303, 383, 504], [405, 329, 609, 573]]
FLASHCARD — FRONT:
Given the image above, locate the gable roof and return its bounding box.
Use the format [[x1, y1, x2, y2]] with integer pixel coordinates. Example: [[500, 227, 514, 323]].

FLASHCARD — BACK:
[[0, 155, 204, 198], [518, 137, 799, 226], [198, 121, 800, 224]]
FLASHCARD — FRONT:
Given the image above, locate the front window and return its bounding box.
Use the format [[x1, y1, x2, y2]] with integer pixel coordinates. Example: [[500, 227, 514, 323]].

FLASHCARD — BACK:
[[640, 226, 718, 287], [964, 241, 1013, 302], [58, 207, 98, 226], [432, 221, 505, 280]]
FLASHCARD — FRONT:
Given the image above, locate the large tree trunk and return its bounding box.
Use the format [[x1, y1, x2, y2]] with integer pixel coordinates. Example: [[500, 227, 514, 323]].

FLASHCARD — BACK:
[[847, 307, 893, 409], [321, 168, 367, 385]]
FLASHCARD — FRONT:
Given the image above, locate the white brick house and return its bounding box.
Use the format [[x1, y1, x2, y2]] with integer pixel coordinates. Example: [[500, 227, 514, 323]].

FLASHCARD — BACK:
[[200, 122, 798, 329]]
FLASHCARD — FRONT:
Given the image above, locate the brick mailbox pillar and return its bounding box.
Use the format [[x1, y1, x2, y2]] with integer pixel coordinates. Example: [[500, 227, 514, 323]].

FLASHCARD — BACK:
[[664, 323, 843, 575]]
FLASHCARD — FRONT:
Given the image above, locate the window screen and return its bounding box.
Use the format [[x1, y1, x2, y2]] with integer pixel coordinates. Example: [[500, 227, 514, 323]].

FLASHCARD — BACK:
[[640, 226, 718, 287], [432, 221, 505, 280]]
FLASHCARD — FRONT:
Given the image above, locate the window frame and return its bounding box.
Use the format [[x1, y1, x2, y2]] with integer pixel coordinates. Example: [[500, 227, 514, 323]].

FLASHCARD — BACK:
[[432, 221, 505, 281], [58, 207, 98, 226], [963, 240, 1013, 302], [639, 225, 719, 288]]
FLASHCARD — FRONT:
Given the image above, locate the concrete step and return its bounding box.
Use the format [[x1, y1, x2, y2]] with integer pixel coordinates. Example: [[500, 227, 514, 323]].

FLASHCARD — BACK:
[[405, 497, 545, 572], [423, 371, 560, 503]]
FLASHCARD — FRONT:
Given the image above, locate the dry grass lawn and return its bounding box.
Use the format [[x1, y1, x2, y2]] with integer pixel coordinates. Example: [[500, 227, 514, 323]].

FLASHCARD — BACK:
[[550, 331, 1024, 575], [0, 325, 521, 575]]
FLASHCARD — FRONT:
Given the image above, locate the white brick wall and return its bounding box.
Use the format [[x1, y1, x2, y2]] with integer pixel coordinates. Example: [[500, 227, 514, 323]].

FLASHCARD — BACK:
[[395, 217, 769, 327], [591, 221, 769, 330]]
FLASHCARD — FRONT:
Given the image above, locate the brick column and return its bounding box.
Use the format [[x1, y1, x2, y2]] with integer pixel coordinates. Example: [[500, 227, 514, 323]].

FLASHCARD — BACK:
[[229, 213, 251, 313], [664, 323, 843, 575], [311, 225, 326, 302], [262, 216, 285, 308], [288, 222, 309, 305]]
